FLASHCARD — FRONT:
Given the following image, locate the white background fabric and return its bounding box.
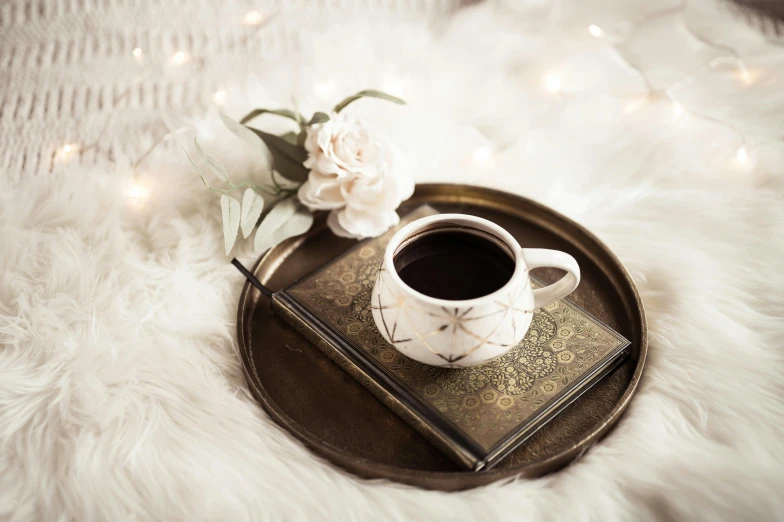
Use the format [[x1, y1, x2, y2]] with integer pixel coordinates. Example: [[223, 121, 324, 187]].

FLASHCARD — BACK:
[[2, 0, 784, 521]]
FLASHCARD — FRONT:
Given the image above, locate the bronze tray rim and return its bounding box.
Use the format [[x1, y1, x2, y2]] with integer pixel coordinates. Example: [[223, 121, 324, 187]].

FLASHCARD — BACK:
[[237, 183, 648, 490]]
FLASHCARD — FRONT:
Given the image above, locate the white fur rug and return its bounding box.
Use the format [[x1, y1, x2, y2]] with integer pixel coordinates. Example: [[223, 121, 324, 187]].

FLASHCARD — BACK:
[[2, 1, 784, 521]]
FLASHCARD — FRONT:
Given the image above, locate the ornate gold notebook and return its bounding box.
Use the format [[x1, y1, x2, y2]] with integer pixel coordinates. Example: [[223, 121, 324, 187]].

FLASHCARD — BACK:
[[271, 205, 630, 471]]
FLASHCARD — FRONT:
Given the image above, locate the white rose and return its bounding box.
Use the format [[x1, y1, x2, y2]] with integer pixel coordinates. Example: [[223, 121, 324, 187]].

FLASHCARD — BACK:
[[303, 113, 384, 181], [298, 113, 414, 238]]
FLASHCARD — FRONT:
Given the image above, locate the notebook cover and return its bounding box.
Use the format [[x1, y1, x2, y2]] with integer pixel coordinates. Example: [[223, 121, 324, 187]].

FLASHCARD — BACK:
[[271, 205, 630, 471]]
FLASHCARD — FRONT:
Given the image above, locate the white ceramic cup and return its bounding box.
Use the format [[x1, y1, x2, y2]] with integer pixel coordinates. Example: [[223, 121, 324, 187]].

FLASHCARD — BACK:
[[371, 214, 580, 367]]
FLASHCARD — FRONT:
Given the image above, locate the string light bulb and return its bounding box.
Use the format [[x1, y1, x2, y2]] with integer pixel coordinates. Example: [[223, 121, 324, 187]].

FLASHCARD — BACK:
[[243, 10, 264, 26], [132, 48, 143, 62], [472, 146, 491, 162], [57, 143, 78, 162], [471, 146, 495, 169], [543, 72, 562, 94], [588, 25, 603, 37], [126, 181, 150, 205], [739, 67, 753, 85], [736, 146, 748, 164], [672, 102, 684, 118], [213, 89, 227, 106], [314, 80, 334, 100], [171, 51, 189, 66]]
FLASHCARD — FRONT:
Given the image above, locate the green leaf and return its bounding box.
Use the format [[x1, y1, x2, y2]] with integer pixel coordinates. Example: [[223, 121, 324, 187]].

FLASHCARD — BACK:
[[253, 198, 314, 253], [307, 112, 330, 125], [193, 138, 229, 182], [240, 188, 264, 239], [220, 194, 241, 255], [248, 128, 310, 183], [220, 113, 273, 168], [296, 130, 307, 147], [333, 89, 405, 114], [280, 131, 298, 145], [240, 108, 304, 125]]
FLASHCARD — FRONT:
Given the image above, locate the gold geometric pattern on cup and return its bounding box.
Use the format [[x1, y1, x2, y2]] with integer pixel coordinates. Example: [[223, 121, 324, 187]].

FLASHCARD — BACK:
[[492, 280, 533, 345], [373, 267, 535, 367], [373, 268, 461, 364], [371, 267, 412, 345]]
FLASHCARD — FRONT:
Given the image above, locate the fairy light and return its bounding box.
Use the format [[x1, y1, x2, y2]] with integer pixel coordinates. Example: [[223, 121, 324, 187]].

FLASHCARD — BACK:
[[132, 48, 143, 62], [736, 146, 748, 164], [471, 146, 495, 169], [56, 143, 79, 162], [213, 89, 227, 106], [126, 181, 150, 205], [738, 68, 753, 85], [171, 51, 189, 66], [588, 25, 603, 37], [314, 80, 334, 100], [472, 146, 491, 162], [243, 10, 263, 26], [543, 72, 562, 93], [672, 102, 684, 118]]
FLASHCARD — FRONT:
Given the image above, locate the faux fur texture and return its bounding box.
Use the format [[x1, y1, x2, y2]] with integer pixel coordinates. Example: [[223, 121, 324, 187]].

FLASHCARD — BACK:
[[2, 1, 784, 521]]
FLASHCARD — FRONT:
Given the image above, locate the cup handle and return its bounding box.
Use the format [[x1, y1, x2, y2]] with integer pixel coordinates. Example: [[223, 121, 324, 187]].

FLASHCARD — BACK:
[[521, 249, 581, 309]]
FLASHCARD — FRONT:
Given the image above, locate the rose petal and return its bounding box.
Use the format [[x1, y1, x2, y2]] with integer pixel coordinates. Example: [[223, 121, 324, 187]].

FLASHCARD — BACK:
[[326, 209, 362, 238], [398, 173, 415, 201], [304, 126, 320, 153], [337, 205, 400, 238], [315, 152, 351, 178], [307, 171, 340, 193], [303, 150, 321, 170], [341, 176, 401, 212], [298, 177, 345, 210]]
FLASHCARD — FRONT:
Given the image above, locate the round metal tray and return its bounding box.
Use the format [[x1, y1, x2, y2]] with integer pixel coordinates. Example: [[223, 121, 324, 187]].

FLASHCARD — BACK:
[[237, 184, 647, 490]]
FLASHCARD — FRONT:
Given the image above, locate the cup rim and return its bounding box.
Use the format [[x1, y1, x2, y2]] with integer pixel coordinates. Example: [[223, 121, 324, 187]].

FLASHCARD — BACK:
[[383, 213, 528, 308]]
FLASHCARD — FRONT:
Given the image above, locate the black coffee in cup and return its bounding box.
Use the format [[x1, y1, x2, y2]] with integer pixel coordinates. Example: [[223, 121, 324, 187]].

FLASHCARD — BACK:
[[393, 229, 515, 301]]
